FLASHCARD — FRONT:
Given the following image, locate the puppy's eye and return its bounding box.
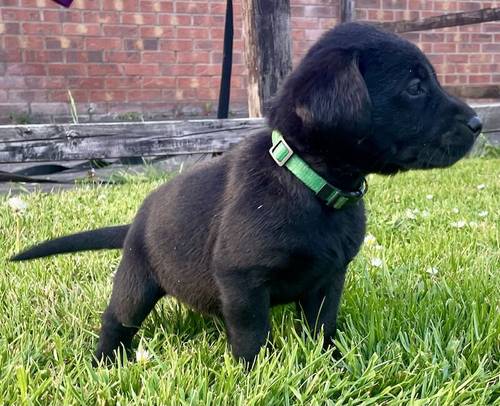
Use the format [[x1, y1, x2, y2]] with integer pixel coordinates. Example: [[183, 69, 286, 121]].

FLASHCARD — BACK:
[[406, 79, 425, 96]]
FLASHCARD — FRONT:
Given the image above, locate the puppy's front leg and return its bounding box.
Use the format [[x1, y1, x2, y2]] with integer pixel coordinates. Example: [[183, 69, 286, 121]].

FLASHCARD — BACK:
[[216, 271, 271, 365], [297, 271, 346, 348]]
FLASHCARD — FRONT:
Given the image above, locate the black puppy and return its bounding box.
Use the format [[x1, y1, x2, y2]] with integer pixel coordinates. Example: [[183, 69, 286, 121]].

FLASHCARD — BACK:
[[13, 23, 482, 365]]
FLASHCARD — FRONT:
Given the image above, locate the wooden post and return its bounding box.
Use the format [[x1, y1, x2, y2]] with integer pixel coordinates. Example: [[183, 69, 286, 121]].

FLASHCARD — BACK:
[[340, 0, 355, 23], [242, 0, 292, 117]]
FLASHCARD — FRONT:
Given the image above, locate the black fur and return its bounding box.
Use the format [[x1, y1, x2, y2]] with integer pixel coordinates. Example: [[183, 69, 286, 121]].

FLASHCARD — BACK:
[[11, 225, 129, 261], [13, 23, 481, 366]]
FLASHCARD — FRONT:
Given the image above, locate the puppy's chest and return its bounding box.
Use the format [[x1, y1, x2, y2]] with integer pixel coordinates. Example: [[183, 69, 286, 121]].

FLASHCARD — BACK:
[[270, 205, 365, 301]]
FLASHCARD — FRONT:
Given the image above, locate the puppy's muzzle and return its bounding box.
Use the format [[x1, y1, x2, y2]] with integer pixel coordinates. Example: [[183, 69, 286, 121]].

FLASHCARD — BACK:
[[466, 116, 482, 137]]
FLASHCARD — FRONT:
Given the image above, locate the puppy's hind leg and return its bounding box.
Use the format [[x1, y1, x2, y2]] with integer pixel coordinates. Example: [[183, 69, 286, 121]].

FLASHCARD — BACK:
[[94, 253, 164, 365]]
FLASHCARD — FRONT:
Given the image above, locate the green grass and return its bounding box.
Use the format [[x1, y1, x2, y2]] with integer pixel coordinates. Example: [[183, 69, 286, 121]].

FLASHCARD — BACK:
[[1, 158, 498, 405]]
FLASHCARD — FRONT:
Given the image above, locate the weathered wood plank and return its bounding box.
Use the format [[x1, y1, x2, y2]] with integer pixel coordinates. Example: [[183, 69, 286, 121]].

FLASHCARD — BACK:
[[242, 0, 292, 117], [0, 118, 266, 143], [472, 104, 500, 135], [381, 7, 500, 33], [0, 122, 266, 163]]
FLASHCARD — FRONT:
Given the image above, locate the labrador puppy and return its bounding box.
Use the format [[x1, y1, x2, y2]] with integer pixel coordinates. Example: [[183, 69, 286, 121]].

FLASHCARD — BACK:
[[13, 23, 482, 365]]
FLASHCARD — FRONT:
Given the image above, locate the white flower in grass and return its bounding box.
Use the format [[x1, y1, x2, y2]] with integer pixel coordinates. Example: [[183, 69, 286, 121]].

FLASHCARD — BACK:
[[364, 234, 377, 246], [477, 184, 486, 190], [451, 220, 466, 228], [136, 345, 151, 363], [370, 257, 383, 268], [469, 221, 478, 228], [426, 194, 433, 200], [452, 208, 459, 214], [405, 209, 417, 220], [478, 211, 488, 218], [7, 197, 28, 214], [421, 210, 430, 218], [426, 267, 439, 276]]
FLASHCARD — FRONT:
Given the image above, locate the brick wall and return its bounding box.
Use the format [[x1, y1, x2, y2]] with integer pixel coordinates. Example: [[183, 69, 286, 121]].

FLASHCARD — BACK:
[[0, 0, 498, 123]]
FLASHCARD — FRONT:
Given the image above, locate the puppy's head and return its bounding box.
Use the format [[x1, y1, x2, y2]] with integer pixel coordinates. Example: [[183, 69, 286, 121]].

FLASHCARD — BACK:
[[268, 23, 481, 174]]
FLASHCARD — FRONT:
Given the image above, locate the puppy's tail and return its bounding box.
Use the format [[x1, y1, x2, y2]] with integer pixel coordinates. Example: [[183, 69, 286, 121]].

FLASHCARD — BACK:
[[10, 225, 130, 261]]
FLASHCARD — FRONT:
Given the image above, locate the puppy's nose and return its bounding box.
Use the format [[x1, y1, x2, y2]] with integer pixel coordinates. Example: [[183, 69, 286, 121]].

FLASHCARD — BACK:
[[466, 116, 482, 135]]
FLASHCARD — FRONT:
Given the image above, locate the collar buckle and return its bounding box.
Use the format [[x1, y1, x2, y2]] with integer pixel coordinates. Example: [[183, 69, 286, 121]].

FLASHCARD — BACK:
[[269, 137, 293, 167]]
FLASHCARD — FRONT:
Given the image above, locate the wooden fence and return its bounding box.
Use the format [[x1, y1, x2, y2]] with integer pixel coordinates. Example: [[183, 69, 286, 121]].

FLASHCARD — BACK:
[[0, 105, 498, 165]]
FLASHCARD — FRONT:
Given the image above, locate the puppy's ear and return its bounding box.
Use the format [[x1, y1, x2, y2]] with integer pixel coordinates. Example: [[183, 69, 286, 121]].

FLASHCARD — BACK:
[[295, 51, 371, 133]]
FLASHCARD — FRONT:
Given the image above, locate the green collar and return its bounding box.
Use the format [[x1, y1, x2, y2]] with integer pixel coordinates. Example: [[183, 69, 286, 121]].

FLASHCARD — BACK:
[[269, 130, 367, 209]]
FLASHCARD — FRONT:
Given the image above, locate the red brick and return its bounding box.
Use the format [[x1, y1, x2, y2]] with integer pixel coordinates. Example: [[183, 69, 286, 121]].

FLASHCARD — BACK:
[[8, 90, 47, 103], [193, 15, 224, 26], [7, 64, 46, 75], [471, 34, 492, 42], [139, 1, 156, 12], [177, 27, 210, 39], [159, 14, 192, 26], [127, 89, 163, 101], [196, 88, 218, 101], [0, 0, 19, 6], [178, 77, 213, 89], [48, 89, 88, 105], [68, 78, 106, 89], [105, 51, 141, 63], [42, 10, 66, 23], [142, 77, 176, 88], [458, 43, 480, 53], [0, 49, 22, 62], [482, 44, 500, 53], [25, 50, 64, 63], [142, 51, 175, 63], [480, 64, 499, 74], [123, 64, 160, 76], [63, 23, 101, 36], [469, 75, 491, 84], [446, 54, 468, 64], [482, 23, 500, 33], [88, 64, 122, 75], [470, 54, 492, 64], [177, 52, 210, 64], [67, 50, 103, 63], [140, 26, 175, 38], [161, 65, 195, 76], [443, 75, 462, 85], [175, 2, 209, 14], [357, 0, 381, 7], [47, 64, 86, 76], [89, 90, 127, 102], [2, 8, 41, 21], [161, 40, 193, 52], [22, 22, 62, 35], [103, 25, 139, 37], [122, 13, 157, 25], [2, 22, 20, 35], [68, 0, 100, 9], [433, 43, 456, 53], [455, 65, 480, 74], [105, 77, 142, 89], [85, 38, 122, 50], [83, 11, 120, 24], [194, 40, 222, 51], [26, 77, 67, 89], [209, 2, 226, 15], [0, 77, 25, 89]]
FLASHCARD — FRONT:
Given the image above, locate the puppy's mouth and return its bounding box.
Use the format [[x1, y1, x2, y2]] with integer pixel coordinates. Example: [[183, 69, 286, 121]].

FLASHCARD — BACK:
[[383, 128, 476, 171], [399, 140, 475, 170]]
